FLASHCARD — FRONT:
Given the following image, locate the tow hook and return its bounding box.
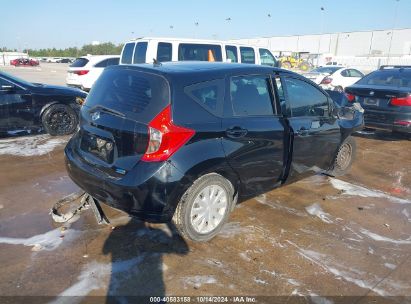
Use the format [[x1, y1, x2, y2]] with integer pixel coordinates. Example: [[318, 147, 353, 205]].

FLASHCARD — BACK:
[[50, 191, 110, 225]]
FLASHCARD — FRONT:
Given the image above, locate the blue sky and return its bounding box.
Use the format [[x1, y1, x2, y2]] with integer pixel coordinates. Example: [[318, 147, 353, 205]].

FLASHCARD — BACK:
[[1, 0, 410, 49]]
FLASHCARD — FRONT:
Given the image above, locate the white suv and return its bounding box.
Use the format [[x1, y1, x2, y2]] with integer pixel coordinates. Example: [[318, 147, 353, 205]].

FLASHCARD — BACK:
[[66, 55, 120, 91]]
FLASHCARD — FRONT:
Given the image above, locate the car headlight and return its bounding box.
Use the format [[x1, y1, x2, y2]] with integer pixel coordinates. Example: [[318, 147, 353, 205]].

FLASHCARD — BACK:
[[76, 97, 86, 106]]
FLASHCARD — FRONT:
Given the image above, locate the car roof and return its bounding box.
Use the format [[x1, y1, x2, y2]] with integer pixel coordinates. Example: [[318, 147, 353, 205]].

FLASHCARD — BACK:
[[111, 61, 290, 77]]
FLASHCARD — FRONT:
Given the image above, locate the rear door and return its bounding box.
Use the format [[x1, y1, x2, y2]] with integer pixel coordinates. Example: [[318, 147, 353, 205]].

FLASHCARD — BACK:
[[76, 67, 170, 173], [278, 74, 341, 182], [222, 73, 285, 195]]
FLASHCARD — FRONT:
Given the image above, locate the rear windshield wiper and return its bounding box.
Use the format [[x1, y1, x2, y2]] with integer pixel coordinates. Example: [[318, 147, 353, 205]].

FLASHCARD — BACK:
[[93, 105, 126, 118]]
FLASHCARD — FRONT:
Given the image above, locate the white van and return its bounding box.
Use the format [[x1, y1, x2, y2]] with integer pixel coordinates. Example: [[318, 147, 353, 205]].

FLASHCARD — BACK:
[[120, 37, 279, 67]]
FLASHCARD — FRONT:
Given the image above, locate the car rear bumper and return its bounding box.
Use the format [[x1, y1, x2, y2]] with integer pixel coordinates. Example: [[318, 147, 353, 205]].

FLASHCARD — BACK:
[[364, 109, 411, 134], [64, 135, 188, 222]]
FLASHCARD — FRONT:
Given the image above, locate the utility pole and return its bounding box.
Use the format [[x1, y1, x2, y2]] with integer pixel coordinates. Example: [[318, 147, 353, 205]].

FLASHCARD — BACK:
[[316, 7, 325, 67]]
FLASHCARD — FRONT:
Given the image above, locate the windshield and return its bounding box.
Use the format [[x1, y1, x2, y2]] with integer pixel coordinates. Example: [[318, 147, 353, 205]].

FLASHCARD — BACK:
[[311, 67, 341, 74], [0, 71, 32, 87], [357, 69, 411, 88]]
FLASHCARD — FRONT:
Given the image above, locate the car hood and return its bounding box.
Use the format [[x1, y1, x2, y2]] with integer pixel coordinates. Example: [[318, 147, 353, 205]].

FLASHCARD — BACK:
[[31, 84, 87, 97]]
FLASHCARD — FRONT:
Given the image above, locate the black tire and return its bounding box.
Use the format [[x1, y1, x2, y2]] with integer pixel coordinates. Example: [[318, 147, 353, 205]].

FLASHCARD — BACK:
[[328, 136, 356, 177], [172, 173, 235, 242], [334, 86, 344, 93], [42, 104, 78, 136]]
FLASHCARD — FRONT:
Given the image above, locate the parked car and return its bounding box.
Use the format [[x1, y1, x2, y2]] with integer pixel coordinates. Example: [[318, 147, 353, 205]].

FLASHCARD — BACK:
[[66, 55, 120, 91], [0, 71, 87, 136], [65, 62, 363, 242], [47, 57, 62, 63], [10, 58, 39, 66], [120, 37, 279, 67], [57, 58, 73, 63], [304, 66, 364, 92], [345, 65, 411, 137]]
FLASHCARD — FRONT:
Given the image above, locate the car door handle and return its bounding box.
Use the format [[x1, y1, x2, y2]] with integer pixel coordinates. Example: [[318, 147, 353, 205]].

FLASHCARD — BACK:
[[296, 127, 309, 136], [226, 127, 248, 138]]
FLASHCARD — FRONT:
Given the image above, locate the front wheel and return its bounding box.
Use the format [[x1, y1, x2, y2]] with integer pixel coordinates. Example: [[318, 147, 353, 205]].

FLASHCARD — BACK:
[[42, 104, 78, 136], [172, 173, 234, 242], [327, 136, 356, 176]]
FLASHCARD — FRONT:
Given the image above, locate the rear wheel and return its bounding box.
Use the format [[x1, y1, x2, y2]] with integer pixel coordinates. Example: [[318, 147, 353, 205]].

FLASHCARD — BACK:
[[172, 173, 234, 242], [42, 104, 78, 136], [328, 136, 356, 176]]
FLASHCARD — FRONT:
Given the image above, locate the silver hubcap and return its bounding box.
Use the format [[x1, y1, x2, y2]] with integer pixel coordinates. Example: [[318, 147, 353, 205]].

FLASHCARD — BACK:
[[337, 143, 352, 170], [190, 185, 228, 234]]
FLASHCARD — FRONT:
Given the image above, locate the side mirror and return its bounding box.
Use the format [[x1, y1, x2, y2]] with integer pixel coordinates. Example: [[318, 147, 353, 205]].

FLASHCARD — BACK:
[[1, 84, 15, 91]]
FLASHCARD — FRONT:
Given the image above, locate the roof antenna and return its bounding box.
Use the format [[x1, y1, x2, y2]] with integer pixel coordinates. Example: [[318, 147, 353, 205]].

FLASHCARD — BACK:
[[153, 58, 162, 66]]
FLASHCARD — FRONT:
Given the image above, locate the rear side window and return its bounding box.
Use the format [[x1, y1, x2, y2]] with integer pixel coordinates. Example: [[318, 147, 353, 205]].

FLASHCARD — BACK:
[[85, 68, 169, 122], [284, 77, 329, 117], [358, 70, 411, 88], [157, 42, 172, 62], [70, 58, 89, 67], [348, 69, 364, 77], [178, 44, 222, 62], [259, 48, 276, 66], [240, 47, 255, 64], [230, 75, 274, 116], [133, 42, 148, 64], [95, 58, 119, 68], [184, 79, 224, 116], [121, 43, 135, 64], [225, 45, 238, 63]]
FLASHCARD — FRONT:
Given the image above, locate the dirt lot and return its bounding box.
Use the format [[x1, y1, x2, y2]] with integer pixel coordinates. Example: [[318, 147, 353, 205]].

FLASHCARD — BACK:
[[0, 66, 410, 303]]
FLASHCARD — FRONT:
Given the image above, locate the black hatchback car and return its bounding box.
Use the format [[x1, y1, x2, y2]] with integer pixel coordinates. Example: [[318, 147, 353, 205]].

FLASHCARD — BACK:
[[0, 71, 87, 136], [345, 66, 411, 137], [65, 62, 363, 241]]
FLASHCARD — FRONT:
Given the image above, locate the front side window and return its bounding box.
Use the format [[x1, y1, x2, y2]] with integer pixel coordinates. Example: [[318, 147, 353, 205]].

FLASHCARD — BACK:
[[121, 42, 135, 64], [230, 75, 274, 116], [157, 42, 172, 62], [284, 77, 329, 117], [178, 44, 222, 62], [225, 45, 238, 63], [259, 48, 276, 66], [133, 42, 148, 64], [240, 47, 255, 64]]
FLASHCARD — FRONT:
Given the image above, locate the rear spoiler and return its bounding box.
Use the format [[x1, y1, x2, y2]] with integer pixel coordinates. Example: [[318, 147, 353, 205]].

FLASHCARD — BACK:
[[379, 65, 411, 70]]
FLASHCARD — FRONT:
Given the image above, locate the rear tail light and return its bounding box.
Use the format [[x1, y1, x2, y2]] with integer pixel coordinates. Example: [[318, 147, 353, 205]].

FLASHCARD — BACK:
[[345, 93, 356, 102], [320, 76, 332, 85], [391, 95, 411, 106], [142, 105, 195, 162], [73, 70, 89, 76], [394, 120, 411, 126]]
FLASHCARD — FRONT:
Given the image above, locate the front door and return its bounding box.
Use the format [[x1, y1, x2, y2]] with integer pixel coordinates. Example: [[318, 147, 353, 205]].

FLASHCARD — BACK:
[[278, 75, 341, 183], [222, 74, 286, 196]]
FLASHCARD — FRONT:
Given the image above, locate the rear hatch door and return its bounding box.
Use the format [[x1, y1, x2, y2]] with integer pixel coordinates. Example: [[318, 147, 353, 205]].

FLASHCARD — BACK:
[[77, 66, 170, 173]]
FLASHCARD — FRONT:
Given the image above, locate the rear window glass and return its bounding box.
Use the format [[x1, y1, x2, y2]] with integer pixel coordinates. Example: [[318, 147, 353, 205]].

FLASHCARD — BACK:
[[311, 66, 341, 74], [178, 44, 222, 62], [121, 43, 135, 64], [357, 70, 411, 88], [133, 42, 148, 64], [157, 42, 172, 62], [240, 47, 255, 64], [70, 58, 89, 67], [85, 68, 170, 122], [184, 79, 224, 116]]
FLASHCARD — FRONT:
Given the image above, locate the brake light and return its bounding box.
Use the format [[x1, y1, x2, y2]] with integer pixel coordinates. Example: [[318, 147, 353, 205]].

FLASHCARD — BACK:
[[345, 93, 356, 102], [142, 105, 195, 162], [320, 76, 332, 85], [394, 120, 411, 126], [391, 95, 411, 106], [74, 70, 89, 76]]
